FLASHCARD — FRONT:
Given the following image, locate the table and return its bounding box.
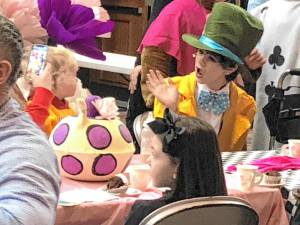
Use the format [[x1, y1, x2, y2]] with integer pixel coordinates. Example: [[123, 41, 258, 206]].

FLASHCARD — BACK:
[[73, 51, 136, 109], [56, 177, 163, 225], [56, 153, 293, 225], [74, 52, 137, 76], [222, 150, 300, 225], [226, 174, 288, 225]]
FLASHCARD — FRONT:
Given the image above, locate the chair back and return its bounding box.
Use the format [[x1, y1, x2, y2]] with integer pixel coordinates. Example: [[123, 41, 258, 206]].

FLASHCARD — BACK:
[[139, 196, 259, 225], [133, 113, 143, 146]]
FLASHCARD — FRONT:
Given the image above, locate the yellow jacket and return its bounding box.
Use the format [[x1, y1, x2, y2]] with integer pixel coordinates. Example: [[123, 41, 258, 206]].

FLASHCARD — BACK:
[[154, 72, 256, 152]]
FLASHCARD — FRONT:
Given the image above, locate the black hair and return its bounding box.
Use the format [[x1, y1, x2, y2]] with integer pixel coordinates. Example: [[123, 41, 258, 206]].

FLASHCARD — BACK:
[[218, 55, 239, 82], [164, 116, 227, 203], [0, 15, 24, 86]]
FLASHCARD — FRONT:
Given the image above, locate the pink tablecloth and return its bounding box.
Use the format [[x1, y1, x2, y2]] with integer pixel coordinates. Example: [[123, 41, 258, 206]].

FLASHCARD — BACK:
[[226, 174, 289, 225], [55, 177, 162, 225], [55, 156, 289, 225]]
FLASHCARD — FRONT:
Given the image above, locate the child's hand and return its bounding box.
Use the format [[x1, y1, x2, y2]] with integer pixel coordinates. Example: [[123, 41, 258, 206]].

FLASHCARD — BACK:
[[146, 70, 179, 111], [244, 48, 266, 70], [128, 65, 142, 94], [29, 63, 54, 91]]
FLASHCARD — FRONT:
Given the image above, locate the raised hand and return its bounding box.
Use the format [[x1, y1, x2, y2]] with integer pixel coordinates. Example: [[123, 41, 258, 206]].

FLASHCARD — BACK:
[[29, 63, 54, 91], [245, 48, 266, 70], [146, 70, 179, 111]]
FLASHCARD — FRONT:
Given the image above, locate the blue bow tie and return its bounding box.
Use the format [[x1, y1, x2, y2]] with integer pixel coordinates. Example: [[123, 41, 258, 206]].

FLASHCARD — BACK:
[[198, 90, 230, 115]]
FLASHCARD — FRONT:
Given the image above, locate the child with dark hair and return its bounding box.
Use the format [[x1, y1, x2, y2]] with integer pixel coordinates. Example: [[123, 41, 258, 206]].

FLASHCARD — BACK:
[[125, 109, 227, 225], [148, 2, 264, 151]]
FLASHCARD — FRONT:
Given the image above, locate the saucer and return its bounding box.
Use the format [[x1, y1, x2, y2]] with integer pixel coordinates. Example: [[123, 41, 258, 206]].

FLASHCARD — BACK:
[[105, 186, 142, 196], [106, 185, 128, 194], [125, 187, 142, 196], [259, 181, 286, 188]]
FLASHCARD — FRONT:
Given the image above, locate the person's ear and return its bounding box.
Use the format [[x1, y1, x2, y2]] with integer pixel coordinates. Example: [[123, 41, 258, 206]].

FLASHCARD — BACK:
[[224, 64, 238, 76], [0, 60, 12, 85]]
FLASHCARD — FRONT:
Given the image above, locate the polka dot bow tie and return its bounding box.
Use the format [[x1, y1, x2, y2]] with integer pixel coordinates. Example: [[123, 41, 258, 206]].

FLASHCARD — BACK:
[[198, 90, 230, 115]]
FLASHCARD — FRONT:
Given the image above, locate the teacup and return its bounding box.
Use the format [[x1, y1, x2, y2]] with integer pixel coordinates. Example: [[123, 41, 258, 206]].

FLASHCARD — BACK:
[[128, 164, 151, 191], [288, 139, 300, 157], [236, 165, 263, 191], [263, 171, 282, 184]]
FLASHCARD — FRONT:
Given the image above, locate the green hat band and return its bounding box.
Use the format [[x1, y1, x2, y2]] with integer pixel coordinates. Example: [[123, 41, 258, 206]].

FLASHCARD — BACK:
[[199, 36, 243, 65]]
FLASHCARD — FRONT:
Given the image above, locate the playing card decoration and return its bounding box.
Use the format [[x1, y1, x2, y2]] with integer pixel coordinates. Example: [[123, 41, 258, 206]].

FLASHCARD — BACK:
[[268, 45, 285, 70]]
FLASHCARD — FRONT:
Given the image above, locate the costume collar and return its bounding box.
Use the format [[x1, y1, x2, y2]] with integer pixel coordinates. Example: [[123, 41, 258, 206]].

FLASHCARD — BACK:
[[197, 82, 230, 97]]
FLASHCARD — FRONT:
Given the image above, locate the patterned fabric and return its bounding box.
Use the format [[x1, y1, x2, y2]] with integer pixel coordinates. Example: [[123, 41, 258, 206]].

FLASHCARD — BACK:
[[222, 150, 300, 224], [198, 90, 230, 115], [251, 0, 300, 150]]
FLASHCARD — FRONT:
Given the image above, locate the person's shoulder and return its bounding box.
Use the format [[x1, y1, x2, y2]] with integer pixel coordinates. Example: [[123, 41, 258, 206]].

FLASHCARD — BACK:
[[230, 83, 256, 110], [159, 0, 201, 17], [171, 72, 195, 81], [230, 82, 254, 98], [171, 72, 196, 89], [133, 198, 167, 211], [125, 199, 167, 225], [0, 99, 52, 150]]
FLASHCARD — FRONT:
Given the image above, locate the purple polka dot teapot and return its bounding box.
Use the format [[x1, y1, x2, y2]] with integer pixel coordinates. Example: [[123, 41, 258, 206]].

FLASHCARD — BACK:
[[49, 96, 135, 181]]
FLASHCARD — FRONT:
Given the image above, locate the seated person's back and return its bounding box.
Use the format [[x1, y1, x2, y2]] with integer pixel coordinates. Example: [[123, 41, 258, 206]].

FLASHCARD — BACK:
[[0, 15, 60, 225]]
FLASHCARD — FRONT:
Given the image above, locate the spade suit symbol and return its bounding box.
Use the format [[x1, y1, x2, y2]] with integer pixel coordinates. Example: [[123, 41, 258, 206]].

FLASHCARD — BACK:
[[268, 46, 285, 69]]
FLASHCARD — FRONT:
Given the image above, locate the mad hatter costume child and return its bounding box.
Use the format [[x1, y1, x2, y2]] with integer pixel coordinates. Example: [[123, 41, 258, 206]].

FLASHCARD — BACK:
[[148, 2, 263, 152]]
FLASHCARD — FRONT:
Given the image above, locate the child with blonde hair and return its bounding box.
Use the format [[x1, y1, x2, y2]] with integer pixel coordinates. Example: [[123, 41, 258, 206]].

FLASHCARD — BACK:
[[25, 46, 81, 135]]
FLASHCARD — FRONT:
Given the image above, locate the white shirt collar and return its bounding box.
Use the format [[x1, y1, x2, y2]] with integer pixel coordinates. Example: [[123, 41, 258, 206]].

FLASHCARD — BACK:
[[197, 82, 230, 97]]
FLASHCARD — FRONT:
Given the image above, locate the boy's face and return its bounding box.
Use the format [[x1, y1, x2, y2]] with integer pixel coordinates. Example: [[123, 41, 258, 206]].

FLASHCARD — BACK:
[[54, 66, 78, 99], [194, 49, 235, 89]]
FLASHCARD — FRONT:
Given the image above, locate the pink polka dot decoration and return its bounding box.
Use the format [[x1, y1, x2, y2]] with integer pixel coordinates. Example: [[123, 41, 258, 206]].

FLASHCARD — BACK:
[[119, 124, 133, 143], [53, 123, 70, 145], [92, 154, 117, 176], [87, 125, 112, 150], [61, 155, 83, 175]]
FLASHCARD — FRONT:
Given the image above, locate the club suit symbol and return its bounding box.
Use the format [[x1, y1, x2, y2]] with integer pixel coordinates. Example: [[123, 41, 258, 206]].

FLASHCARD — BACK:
[[268, 45, 285, 69]]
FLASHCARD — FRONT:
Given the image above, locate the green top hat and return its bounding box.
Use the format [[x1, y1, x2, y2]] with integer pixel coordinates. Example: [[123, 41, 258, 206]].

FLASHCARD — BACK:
[[182, 2, 263, 64]]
